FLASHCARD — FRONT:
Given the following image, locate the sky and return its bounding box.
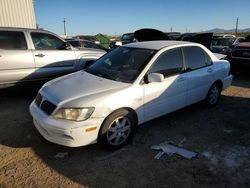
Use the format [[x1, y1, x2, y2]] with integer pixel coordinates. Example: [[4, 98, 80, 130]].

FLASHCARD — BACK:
[[34, 0, 250, 36]]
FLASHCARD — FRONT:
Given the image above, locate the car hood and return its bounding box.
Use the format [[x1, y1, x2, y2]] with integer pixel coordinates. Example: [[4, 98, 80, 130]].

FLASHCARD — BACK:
[[235, 42, 250, 48], [75, 47, 106, 53], [134, 28, 170, 41], [41, 71, 130, 105], [190, 33, 213, 49]]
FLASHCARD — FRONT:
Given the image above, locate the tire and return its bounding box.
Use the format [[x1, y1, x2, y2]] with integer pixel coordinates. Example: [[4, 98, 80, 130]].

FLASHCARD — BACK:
[[98, 109, 136, 150], [205, 82, 222, 107]]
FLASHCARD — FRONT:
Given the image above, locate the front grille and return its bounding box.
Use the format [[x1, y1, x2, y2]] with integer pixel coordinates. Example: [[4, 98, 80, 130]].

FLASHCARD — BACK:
[[232, 49, 250, 59], [35, 93, 57, 115]]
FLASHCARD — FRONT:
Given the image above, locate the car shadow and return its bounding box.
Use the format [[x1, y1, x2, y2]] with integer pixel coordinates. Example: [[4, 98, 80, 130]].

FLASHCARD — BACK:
[[0, 81, 250, 187], [231, 71, 250, 89]]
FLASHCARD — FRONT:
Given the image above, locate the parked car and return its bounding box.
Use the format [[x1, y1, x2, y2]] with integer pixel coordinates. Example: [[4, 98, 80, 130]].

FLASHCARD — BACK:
[[165, 32, 181, 40], [65, 39, 109, 52], [109, 29, 170, 49], [120, 33, 135, 44], [109, 39, 122, 49], [227, 35, 250, 71], [180, 32, 213, 49], [210, 37, 236, 54], [212, 34, 235, 39], [133, 28, 170, 41], [30, 41, 233, 149], [232, 37, 245, 45], [0, 27, 106, 87]]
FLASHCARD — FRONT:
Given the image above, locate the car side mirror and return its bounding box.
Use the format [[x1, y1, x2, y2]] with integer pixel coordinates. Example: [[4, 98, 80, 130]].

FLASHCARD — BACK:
[[58, 42, 72, 50], [84, 60, 96, 69], [148, 73, 164, 83], [65, 42, 72, 50]]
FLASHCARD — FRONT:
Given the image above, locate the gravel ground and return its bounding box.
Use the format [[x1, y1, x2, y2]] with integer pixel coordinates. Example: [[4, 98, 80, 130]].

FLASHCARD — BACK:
[[0, 73, 250, 188]]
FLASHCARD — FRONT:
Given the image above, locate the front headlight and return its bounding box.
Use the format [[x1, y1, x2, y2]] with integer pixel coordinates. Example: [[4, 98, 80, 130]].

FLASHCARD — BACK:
[[54, 107, 95, 121]]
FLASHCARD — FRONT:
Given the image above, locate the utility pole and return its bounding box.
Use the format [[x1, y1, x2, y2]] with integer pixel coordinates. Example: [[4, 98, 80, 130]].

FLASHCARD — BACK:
[[63, 18, 67, 36], [170, 27, 173, 32], [235, 17, 239, 36]]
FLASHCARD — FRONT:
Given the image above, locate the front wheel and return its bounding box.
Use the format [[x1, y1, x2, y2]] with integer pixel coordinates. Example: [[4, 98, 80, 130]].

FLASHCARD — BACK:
[[98, 109, 136, 150], [205, 83, 222, 107]]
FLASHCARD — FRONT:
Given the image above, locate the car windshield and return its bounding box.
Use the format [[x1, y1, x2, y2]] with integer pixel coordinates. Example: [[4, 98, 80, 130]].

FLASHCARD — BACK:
[[212, 38, 235, 46], [121, 34, 134, 40], [85, 47, 156, 83]]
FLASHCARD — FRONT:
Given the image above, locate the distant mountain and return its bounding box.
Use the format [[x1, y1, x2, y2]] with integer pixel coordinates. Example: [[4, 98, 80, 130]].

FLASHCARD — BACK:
[[205, 28, 250, 33]]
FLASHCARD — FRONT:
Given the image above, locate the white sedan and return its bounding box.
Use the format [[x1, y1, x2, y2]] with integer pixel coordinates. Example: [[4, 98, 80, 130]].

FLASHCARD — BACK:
[[30, 41, 233, 149]]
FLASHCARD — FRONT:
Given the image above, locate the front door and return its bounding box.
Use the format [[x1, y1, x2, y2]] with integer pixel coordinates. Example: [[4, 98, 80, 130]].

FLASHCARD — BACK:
[[30, 32, 76, 79], [143, 47, 188, 122]]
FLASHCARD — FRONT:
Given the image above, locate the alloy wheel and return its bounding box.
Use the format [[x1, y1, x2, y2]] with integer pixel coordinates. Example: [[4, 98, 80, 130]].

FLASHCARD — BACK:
[[209, 85, 220, 105], [106, 116, 132, 146]]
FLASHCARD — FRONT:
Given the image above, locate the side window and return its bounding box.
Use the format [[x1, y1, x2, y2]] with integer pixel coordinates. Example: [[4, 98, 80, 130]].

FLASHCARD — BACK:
[[31, 32, 65, 50], [183, 46, 212, 70], [0, 31, 27, 50], [149, 48, 184, 77], [204, 51, 213, 66]]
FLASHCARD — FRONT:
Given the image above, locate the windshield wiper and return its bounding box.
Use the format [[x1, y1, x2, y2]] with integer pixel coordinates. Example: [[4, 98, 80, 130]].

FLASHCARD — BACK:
[[85, 68, 114, 80], [98, 71, 116, 80], [85, 68, 130, 83], [85, 67, 98, 76]]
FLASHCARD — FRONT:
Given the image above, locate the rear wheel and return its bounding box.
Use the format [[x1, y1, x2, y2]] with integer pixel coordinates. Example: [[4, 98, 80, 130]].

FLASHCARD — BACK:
[[205, 82, 222, 107], [98, 109, 135, 150]]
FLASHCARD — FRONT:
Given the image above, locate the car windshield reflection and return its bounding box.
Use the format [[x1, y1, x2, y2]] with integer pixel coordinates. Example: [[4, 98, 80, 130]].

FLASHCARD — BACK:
[[85, 47, 156, 83]]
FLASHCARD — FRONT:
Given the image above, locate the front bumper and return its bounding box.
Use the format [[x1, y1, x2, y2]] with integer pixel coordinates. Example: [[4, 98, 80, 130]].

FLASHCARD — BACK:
[[29, 101, 104, 147]]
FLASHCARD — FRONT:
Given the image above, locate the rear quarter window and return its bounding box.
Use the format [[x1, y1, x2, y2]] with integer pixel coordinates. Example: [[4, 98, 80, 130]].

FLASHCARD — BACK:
[[0, 31, 27, 50]]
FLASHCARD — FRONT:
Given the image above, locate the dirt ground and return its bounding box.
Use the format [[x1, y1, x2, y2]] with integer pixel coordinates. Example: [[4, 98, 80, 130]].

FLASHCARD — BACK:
[[0, 73, 250, 188]]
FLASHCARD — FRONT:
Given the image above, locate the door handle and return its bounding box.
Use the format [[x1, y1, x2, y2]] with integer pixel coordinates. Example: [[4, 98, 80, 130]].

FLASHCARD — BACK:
[[35, 53, 45, 58], [207, 68, 213, 73], [177, 77, 186, 82]]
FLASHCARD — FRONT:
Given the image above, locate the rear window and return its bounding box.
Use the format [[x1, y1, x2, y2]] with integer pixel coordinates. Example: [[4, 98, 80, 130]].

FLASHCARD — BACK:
[[0, 31, 27, 50]]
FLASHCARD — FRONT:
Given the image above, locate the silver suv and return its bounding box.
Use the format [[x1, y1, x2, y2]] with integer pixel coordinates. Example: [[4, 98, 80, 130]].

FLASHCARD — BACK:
[[0, 27, 106, 87]]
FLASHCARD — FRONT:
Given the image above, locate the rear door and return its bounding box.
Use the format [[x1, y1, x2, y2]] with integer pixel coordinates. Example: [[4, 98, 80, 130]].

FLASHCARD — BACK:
[[30, 32, 76, 79], [0, 30, 34, 84], [143, 47, 188, 122], [183, 46, 214, 105]]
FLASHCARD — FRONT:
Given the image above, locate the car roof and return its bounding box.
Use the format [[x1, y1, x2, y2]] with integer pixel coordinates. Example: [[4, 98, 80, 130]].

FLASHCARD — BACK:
[[124, 40, 191, 50], [0, 27, 56, 35]]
